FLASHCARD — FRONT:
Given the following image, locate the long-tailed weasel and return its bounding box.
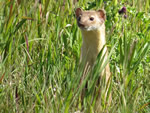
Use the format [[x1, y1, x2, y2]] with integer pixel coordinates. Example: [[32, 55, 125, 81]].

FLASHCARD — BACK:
[[75, 8, 111, 110], [75, 8, 110, 81]]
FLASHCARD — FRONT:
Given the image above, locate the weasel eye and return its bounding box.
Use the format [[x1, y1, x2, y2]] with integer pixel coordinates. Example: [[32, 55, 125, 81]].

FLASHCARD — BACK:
[[89, 17, 94, 21]]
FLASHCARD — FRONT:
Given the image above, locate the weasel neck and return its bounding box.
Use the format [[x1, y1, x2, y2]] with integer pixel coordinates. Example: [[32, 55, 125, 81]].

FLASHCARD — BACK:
[[81, 26, 106, 51]]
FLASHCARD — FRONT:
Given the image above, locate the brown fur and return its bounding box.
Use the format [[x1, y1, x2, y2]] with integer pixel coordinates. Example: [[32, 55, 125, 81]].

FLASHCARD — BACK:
[[75, 8, 111, 111]]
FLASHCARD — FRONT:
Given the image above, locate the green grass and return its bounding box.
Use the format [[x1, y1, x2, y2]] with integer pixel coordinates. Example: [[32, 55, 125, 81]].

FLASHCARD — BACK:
[[0, 0, 150, 113]]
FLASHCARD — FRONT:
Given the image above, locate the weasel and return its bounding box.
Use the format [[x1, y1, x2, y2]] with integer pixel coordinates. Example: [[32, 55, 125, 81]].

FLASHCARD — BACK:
[[75, 8, 111, 111]]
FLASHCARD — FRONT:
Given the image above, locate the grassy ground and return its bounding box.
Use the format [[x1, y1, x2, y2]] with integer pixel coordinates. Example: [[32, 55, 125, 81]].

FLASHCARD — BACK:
[[0, 0, 150, 113]]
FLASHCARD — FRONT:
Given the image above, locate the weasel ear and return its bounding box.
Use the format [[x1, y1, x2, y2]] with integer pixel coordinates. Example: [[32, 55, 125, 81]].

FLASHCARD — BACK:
[[75, 8, 82, 18], [97, 9, 106, 21]]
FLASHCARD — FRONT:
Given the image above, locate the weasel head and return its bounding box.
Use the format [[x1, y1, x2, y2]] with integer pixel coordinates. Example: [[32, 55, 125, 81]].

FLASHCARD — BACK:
[[75, 8, 106, 31]]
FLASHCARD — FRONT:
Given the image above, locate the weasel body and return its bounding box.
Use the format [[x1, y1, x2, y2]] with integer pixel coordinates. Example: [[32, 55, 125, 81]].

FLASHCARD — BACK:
[[75, 8, 111, 111], [75, 8, 110, 78]]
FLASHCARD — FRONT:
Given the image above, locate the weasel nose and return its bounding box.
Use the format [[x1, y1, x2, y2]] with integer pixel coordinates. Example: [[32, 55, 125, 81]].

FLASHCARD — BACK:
[[77, 16, 81, 22]]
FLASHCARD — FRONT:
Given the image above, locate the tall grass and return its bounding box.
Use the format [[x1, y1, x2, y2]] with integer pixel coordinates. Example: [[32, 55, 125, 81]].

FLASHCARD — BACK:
[[0, 0, 150, 113]]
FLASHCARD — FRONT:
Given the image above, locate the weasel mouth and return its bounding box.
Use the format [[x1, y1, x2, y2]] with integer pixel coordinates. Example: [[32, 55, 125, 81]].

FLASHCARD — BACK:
[[78, 23, 85, 28]]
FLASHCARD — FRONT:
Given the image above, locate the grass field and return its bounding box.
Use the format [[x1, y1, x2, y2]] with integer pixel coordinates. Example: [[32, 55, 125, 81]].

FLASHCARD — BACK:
[[0, 0, 150, 113]]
